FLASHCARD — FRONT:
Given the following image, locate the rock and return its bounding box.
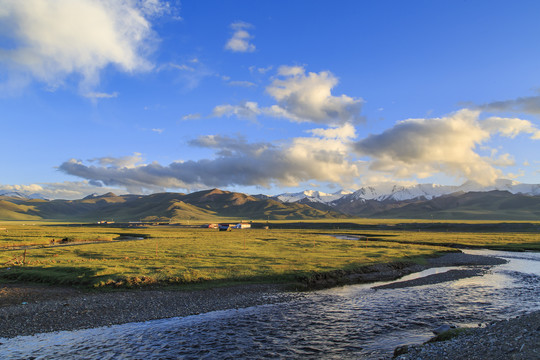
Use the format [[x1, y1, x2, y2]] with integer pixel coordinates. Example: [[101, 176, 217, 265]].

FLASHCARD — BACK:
[[393, 345, 409, 357]]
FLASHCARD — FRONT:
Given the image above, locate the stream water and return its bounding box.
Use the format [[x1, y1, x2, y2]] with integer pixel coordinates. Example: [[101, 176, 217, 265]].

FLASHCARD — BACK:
[[1, 249, 539, 359]]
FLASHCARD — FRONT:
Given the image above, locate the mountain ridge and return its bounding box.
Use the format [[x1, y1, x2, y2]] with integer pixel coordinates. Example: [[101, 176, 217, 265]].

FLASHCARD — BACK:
[[0, 189, 345, 222], [274, 179, 540, 204], [0, 180, 539, 221]]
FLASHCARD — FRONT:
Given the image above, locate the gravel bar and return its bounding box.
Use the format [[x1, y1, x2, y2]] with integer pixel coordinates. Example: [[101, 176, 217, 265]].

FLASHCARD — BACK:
[[394, 310, 540, 360], [0, 284, 299, 339], [374, 252, 507, 290]]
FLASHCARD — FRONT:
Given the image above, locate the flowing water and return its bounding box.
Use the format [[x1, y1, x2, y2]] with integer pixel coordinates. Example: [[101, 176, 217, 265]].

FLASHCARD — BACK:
[[1, 250, 539, 359]]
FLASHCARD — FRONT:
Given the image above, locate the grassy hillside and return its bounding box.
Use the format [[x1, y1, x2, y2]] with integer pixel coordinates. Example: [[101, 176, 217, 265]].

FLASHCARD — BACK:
[[2, 189, 538, 221], [0, 200, 41, 221], [373, 191, 540, 220], [0, 190, 345, 222]]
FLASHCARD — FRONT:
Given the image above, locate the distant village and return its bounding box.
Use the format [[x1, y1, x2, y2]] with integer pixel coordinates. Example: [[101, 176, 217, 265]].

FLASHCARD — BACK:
[[96, 220, 258, 231]]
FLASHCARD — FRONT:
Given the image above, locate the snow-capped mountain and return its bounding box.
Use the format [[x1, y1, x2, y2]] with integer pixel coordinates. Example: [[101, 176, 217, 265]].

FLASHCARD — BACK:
[[275, 190, 353, 204], [0, 191, 28, 199], [0, 191, 48, 200], [275, 179, 540, 205]]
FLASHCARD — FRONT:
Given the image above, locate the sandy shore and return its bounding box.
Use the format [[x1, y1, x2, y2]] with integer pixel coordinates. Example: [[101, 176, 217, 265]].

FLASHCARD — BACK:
[[0, 251, 507, 339]]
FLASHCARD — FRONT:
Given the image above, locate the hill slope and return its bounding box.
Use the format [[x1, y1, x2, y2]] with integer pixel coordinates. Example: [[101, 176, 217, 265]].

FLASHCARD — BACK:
[[0, 189, 345, 222], [372, 191, 540, 220], [1, 188, 538, 221]]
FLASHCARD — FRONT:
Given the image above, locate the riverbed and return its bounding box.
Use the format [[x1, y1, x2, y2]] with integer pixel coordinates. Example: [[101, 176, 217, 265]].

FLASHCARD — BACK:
[[1, 249, 539, 359]]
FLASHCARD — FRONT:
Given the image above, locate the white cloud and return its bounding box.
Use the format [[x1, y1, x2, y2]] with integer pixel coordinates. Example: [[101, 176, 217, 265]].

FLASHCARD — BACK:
[[353, 109, 536, 186], [83, 91, 119, 99], [55, 108, 539, 191], [58, 127, 360, 192], [152, 128, 164, 134], [182, 113, 202, 121], [225, 21, 255, 53], [0, 0, 168, 93], [212, 101, 261, 120], [481, 116, 540, 139], [211, 66, 364, 125], [88, 153, 144, 169], [266, 66, 364, 125], [307, 123, 357, 140]]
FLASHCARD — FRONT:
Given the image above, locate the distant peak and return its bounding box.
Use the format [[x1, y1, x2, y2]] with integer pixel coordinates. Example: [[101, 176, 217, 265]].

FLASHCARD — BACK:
[[206, 188, 225, 195], [83, 192, 117, 199], [0, 191, 27, 199]]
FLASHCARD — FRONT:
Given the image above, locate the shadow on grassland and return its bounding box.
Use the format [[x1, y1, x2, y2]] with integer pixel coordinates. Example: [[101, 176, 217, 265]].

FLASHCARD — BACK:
[[0, 266, 104, 286]]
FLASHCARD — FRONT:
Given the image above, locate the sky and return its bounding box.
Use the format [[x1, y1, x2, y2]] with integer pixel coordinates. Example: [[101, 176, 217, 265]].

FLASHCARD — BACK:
[[1, 0, 540, 200]]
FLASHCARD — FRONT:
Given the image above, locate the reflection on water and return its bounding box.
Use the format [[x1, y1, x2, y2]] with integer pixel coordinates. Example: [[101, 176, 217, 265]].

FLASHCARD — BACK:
[[1, 250, 539, 359]]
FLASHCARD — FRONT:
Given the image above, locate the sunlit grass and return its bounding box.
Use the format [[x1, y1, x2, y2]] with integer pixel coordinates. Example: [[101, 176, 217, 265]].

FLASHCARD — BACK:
[[0, 220, 538, 289]]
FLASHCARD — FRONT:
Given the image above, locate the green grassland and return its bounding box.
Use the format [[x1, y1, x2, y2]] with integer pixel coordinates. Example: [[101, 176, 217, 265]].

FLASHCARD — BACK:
[[0, 220, 538, 289]]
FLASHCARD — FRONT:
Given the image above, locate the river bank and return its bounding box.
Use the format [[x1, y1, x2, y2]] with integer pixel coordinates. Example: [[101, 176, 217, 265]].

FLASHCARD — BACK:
[[0, 251, 508, 339], [395, 310, 540, 360]]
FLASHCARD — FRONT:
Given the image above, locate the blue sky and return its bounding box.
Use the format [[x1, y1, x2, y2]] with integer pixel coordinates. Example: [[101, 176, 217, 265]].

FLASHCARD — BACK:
[[1, 0, 540, 199]]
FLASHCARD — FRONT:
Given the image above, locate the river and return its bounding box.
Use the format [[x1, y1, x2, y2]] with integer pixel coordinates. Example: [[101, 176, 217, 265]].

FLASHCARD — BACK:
[[1, 249, 539, 359]]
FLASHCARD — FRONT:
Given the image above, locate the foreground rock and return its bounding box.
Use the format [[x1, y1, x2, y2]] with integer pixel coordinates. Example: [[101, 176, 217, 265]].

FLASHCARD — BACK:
[[394, 310, 540, 360]]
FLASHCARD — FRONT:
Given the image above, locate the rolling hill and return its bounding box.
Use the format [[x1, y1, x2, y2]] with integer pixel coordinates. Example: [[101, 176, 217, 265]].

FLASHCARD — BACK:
[[371, 190, 540, 220], [0, 189, 345, 222], [0, 187, 539, 222]]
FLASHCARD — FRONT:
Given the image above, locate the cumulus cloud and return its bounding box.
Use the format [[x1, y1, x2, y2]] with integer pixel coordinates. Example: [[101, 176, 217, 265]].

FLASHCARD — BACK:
[[0, 0, 168, 92], [481, 116, 540, 139], [55, 109, 539, 191], [58, 125, 360, 192], [225, 21, 255, 53], [354, 109, 540, 186], [265, 66, 364, 125], [210, 66, 363, 125]]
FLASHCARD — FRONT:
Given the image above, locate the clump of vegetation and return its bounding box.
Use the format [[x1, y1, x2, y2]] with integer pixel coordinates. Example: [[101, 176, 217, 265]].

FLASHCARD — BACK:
[[427, 327, 475, 343]]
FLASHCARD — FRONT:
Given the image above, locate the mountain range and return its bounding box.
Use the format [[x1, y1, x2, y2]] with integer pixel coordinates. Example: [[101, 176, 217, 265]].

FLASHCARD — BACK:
[[0, 189, 343, 222], [273, 179, 540, 204], [0, 180, 539, 221]]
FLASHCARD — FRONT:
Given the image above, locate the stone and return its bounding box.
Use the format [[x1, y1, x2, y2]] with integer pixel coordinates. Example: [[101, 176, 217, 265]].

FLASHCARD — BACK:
[[393, 345, 409, 357]]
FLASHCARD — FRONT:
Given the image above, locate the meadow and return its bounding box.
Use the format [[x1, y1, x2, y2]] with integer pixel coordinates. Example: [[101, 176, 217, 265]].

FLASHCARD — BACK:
[[0, 220, 538, 289]]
